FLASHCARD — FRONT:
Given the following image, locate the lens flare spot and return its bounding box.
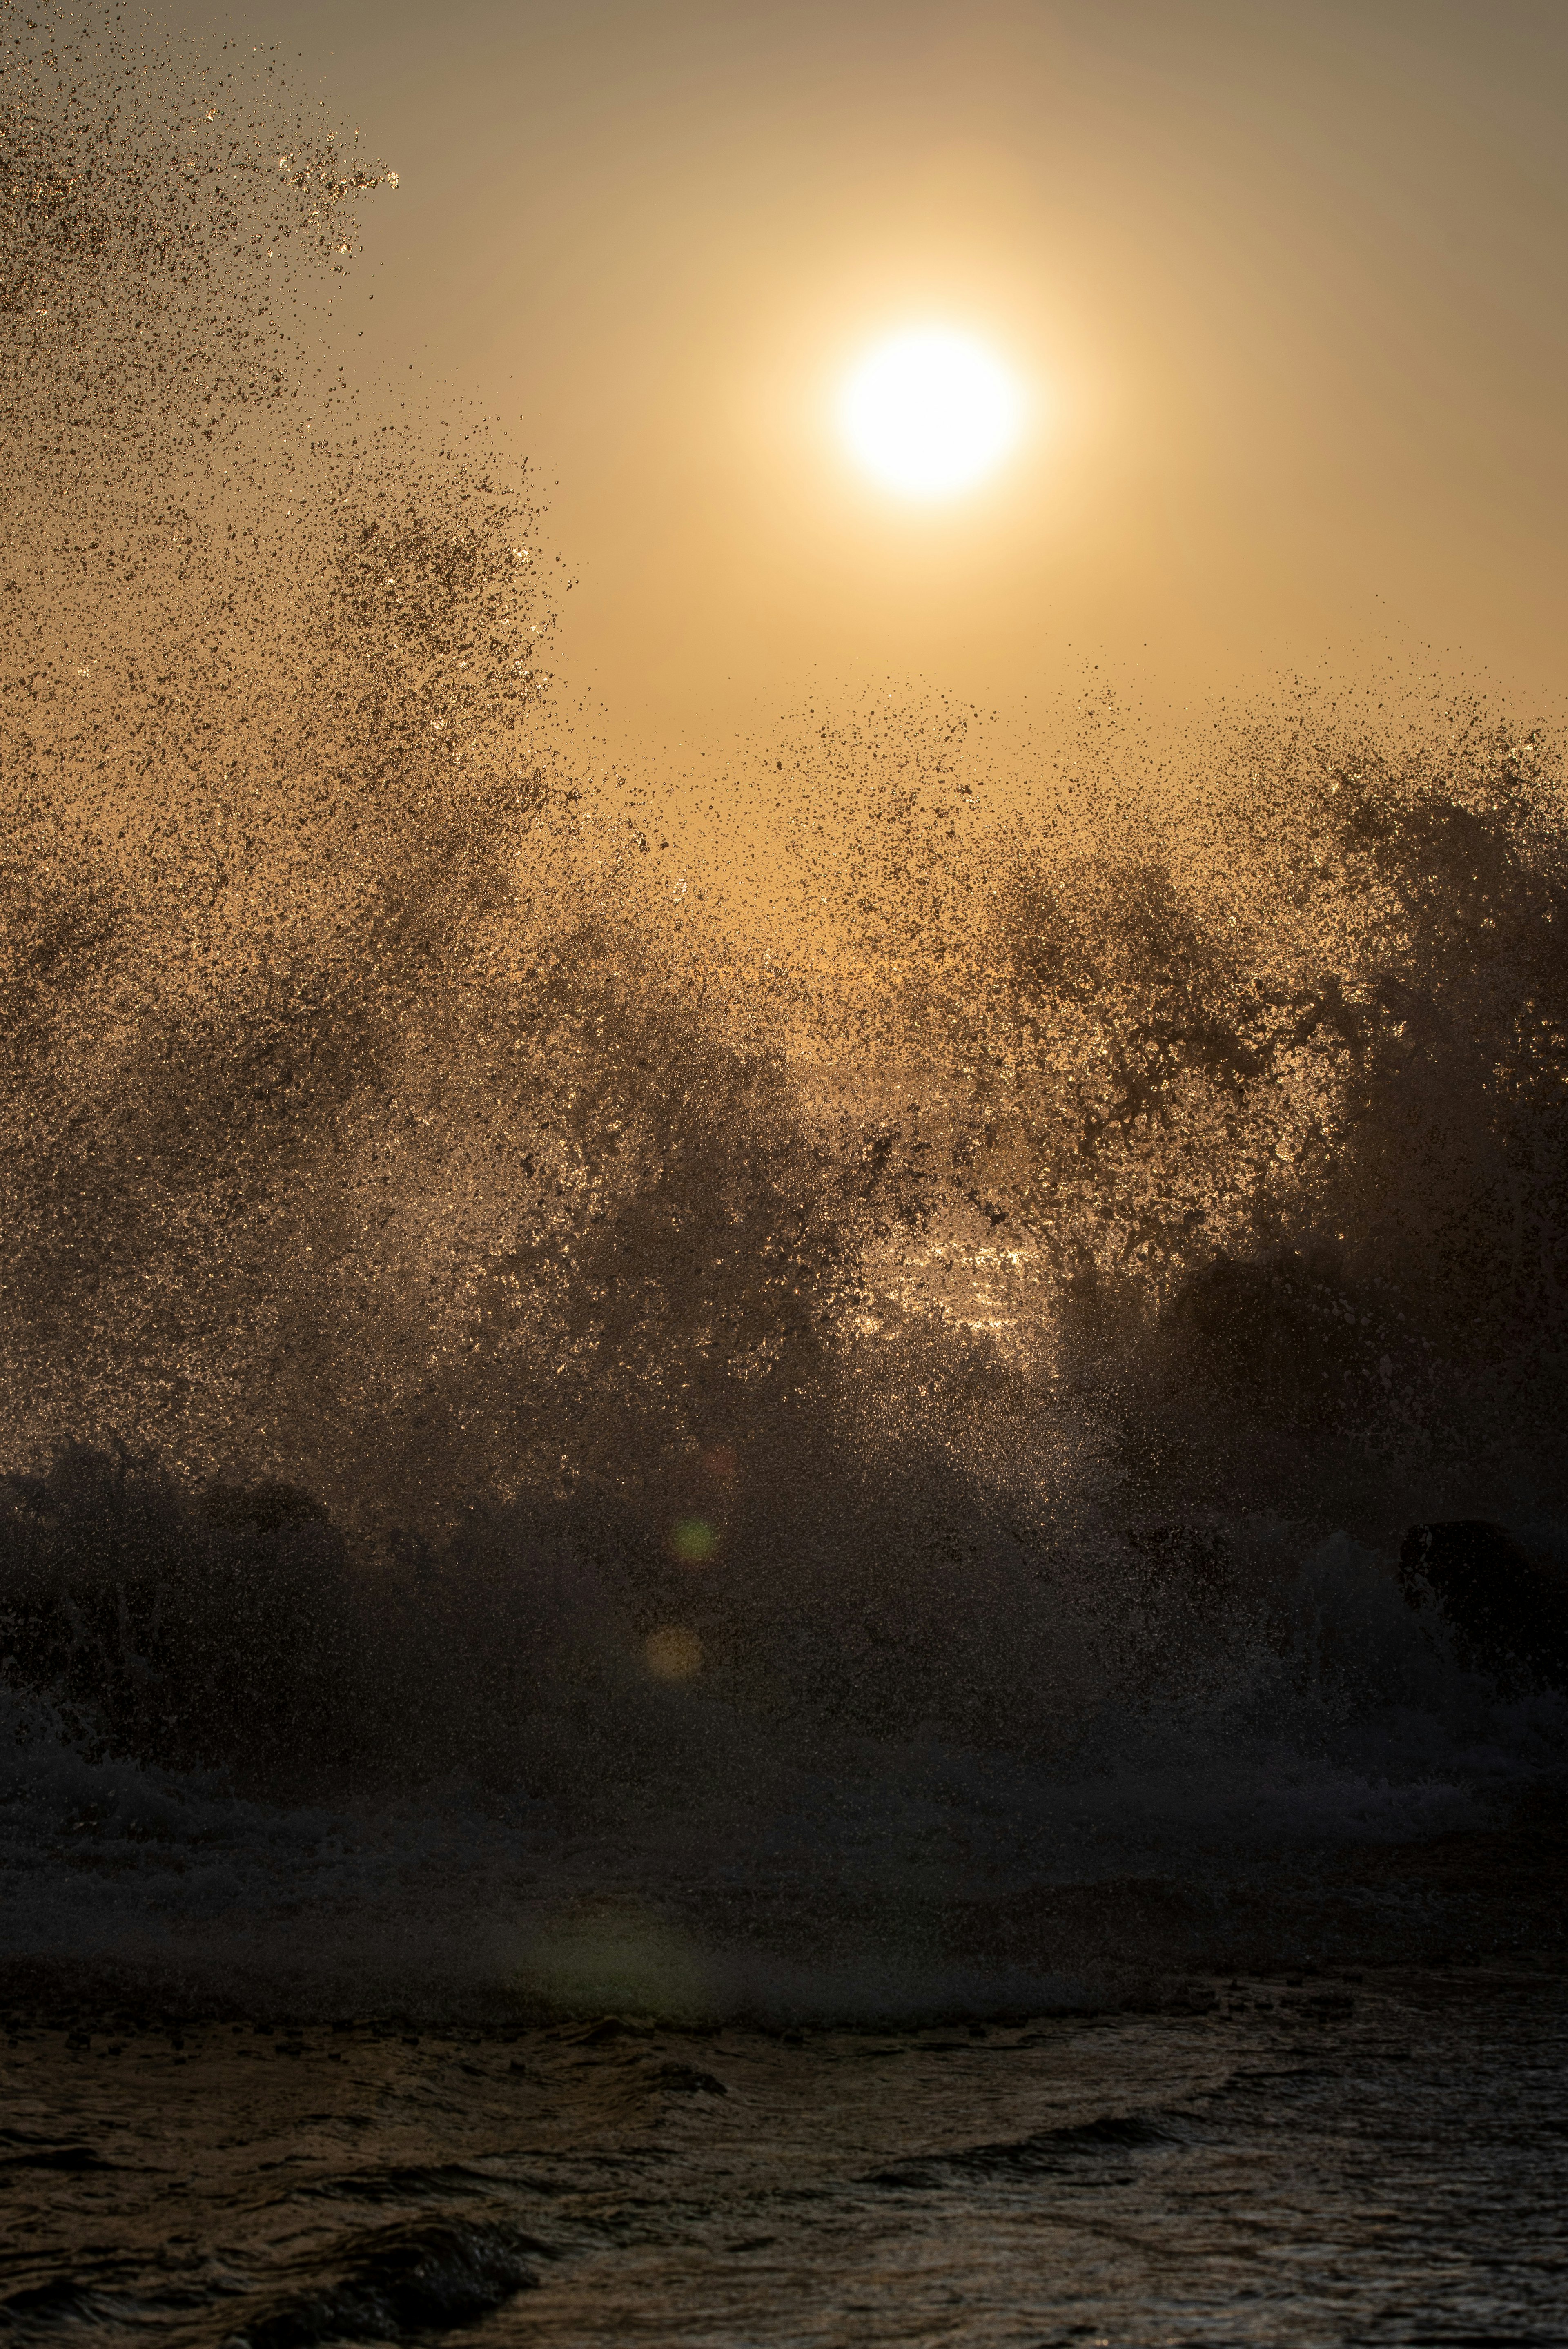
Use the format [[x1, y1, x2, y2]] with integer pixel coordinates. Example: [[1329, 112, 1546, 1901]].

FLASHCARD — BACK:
[[669, 1516, 719, 1565], [519, 1901, 711, 2021], [645, 1625, 704, 1681]]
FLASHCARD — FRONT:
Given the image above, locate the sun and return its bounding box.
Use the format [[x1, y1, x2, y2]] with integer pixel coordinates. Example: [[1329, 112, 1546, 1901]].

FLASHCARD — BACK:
[[838, 326, 1024, 502]]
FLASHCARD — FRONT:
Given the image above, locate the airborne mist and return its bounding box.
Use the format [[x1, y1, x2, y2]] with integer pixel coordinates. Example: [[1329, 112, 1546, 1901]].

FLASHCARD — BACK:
[[2, 5, 1566, 2012]]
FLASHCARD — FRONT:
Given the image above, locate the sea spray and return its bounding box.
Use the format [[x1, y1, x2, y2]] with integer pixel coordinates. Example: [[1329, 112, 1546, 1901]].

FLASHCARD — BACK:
[[3, 4, 1566, 2013]]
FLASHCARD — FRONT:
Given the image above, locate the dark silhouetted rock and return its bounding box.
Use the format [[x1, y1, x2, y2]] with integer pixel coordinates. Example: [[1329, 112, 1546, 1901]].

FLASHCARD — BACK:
[[1158, 1249, 1410, 1435], [1399, 1520, 1568, 1689], [0, 1444, 354, 1778]]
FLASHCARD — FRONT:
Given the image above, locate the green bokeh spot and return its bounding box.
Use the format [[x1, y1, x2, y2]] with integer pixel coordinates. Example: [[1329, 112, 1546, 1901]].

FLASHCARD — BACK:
[[670, 1516, 719, 1564]]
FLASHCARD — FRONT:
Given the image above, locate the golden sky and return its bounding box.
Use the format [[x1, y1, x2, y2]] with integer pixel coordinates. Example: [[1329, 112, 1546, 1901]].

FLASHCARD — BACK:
[[198, 0, 1565, 751]]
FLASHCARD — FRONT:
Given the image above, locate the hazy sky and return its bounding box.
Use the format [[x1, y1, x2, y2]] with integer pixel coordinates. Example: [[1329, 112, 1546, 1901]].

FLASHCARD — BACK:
[[189, 0, 1565, 749]]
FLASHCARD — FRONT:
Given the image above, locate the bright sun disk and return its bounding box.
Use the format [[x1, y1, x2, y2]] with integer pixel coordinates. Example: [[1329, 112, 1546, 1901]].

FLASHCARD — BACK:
[[839, 327, 1023, 501]]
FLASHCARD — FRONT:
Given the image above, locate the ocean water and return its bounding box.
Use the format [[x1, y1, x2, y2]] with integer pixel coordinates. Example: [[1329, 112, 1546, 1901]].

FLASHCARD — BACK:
[[3, 7, 1567, 2337], [3, 1968, 1566, 2344]]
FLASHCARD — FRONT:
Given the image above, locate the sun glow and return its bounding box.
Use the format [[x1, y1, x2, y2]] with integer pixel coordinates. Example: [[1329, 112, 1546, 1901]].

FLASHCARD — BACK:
[[838, 326, 1024, 501]]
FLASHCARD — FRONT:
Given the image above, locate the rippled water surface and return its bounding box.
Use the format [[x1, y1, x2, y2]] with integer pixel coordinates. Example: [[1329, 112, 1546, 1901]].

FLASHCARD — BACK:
[[4, 1969, 1565, 2346]]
